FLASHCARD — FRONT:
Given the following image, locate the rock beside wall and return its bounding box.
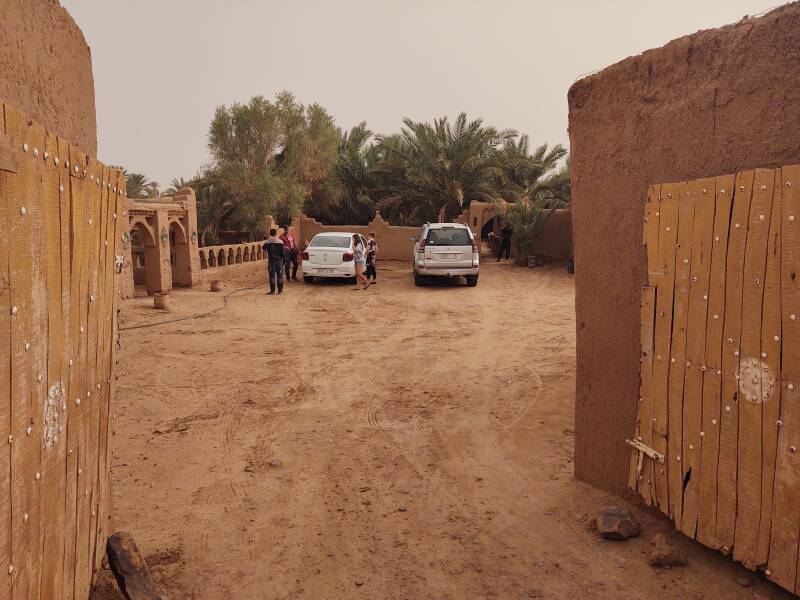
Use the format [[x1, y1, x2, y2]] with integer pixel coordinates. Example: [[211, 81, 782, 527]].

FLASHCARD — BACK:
[[568, 3, 800, 493], [0, 0, 96, 154]]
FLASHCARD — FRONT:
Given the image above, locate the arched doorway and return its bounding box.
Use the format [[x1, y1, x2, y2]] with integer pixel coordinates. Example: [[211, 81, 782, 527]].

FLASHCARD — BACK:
[[130, 221, 160, 295], [169, 220, 192, 287]]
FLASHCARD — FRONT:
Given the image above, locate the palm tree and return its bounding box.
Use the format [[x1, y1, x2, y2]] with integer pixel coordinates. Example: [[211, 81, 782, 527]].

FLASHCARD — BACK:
[[163, 177, 191, 196], [375, 113, 516, 223], [497, 139, 568, 203], [335, 122, 378, 225], [124, 171, 159, 199], [495, 195, 555, 264]]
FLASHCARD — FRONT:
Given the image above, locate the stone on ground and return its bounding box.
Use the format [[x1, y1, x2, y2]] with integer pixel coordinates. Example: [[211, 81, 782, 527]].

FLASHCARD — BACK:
[[106, 531, 167, 600], [596, 506, 640, 540], [648, 533, 688, 568]]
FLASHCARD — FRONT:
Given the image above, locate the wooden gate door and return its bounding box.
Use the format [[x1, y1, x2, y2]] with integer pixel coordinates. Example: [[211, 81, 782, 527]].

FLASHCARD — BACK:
[[629, 165, 800, 595]]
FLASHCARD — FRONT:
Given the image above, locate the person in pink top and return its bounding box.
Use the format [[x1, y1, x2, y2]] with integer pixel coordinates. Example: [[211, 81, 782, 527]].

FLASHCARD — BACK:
[[279, 226, 300, 282]]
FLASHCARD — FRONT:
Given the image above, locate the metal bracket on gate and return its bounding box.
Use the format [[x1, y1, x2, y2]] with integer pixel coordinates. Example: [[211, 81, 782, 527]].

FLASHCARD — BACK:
[[626, 438, 664, 478]]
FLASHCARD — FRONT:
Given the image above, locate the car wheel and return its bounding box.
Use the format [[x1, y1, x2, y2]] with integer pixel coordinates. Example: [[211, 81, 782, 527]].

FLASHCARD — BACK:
[[466, 275, 479, 287], [303, 276, 314, 284], [413, 271, 426, 287]]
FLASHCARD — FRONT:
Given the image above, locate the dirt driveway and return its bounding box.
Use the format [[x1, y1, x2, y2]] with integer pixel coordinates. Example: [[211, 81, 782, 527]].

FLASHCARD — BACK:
[[92, 262, 789, 599]]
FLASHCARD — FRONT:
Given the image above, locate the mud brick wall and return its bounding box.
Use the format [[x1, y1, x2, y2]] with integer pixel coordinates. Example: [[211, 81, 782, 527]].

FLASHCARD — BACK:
[[0, 0, 97, 155], [568, 3, 800, 493]]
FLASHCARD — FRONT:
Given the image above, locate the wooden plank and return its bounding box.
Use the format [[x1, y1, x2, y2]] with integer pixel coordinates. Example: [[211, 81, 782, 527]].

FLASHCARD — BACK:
[[71, 150, 91, 599], [84, 160, 104, 588], [645, 185, 662, 285], [0, 132, 19, 173], [639, 184, 662, 503], [681, 178, 716, 538], [716, 169, 754, 553], [651, 183, 680, 513], [60, 136, 80, 600], [755, 170, 782, 567], [631, 284, 656, 501], [39, 128, 66, 600], [63, 140, 86, 600], [696, 174, 736, 548], [768, 164, 800, 591], [734, 168, 775, 569], [667, 181, 696, 525], [25, 119, 49, 600], [0, 102, 12, 600], [6, 104, 38, 600], [94, 165, 115, 569]]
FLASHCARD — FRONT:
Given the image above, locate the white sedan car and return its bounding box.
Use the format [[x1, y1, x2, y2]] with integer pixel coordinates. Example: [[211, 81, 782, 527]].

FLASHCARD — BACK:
[[301, 232, 367, 283]]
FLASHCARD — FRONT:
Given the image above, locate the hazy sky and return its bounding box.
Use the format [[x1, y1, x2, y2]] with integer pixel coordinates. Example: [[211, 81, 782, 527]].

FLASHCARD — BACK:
[[62, 0, 774, 187]]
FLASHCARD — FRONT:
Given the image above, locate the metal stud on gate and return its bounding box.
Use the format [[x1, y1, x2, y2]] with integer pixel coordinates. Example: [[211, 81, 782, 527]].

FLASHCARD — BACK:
[[22, 143, 28, 153], [33, 148, 38, 157], [735, 223, 740, 229], [761, 185, 767, 191], [20, 206, 26, 216]]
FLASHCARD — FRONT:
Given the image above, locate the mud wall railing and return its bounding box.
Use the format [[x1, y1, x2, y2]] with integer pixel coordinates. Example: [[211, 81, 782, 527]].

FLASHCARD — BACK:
[[0, 100, 125, 599], [629, 165, 800, 594], [198, 241, 266, 270]]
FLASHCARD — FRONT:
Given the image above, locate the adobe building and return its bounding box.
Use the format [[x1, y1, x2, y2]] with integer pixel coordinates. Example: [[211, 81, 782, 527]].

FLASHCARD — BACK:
[[569, 4, 800, 494]]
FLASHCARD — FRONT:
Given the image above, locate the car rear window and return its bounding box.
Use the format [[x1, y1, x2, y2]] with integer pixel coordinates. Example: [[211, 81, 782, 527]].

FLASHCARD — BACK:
[[426, 228, 472, 246], [310, 236, 351, 248]]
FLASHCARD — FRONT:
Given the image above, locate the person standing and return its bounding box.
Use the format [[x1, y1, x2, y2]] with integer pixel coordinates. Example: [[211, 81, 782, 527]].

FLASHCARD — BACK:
[[263, 228, 285, 295], [280, 226, 300, 282], [365, 231, 378, 284], [352, 234, 370, 290], [498, 223, 513, 261]]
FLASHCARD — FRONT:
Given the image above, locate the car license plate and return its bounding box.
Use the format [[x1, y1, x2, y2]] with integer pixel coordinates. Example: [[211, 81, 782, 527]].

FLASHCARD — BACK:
[[318, 268, 333, 273], [445, 253, 459, 259]]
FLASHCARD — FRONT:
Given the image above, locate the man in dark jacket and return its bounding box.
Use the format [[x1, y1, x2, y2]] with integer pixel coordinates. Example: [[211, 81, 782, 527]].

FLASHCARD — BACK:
[[263, 228, 285, 295], [497, 223, 513, 261]]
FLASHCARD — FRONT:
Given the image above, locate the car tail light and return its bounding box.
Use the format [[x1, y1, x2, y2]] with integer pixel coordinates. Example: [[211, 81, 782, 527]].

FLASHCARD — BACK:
[[418, 239, 427, 251], [343, 252, 353, 262], [302, 251, 309, 260], [471, 240, 478, 253]]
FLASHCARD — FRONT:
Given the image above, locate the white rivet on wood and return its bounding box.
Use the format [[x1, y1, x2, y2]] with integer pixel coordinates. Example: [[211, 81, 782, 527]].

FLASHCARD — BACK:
[[24, 342, 30, 351], [761, 185, 767, 191], [789, 383, 795, 391], [20, 206, 26, 216], [735, 223, 740, 229], [726, 406, 731, 412], [712, 419, 718, 425], [22, 143, 28, 152], [75, 398, 80, 406], [34, 472, 40, 481], [33, 148, 38, 157]]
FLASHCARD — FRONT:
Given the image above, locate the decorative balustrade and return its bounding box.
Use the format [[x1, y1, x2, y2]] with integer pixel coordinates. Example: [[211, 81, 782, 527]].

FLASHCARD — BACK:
[[198, 241, 267, 270]]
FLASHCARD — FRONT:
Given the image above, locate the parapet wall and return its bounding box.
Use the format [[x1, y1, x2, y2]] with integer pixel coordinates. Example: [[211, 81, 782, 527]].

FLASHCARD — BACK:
[[289, 212, 419, 261], [0, 0, 97, 155], [568, 3, 800, 493]]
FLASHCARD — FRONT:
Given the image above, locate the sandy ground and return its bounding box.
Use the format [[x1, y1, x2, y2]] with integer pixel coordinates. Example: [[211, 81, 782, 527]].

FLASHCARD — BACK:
[[90, 261, 791, 600]]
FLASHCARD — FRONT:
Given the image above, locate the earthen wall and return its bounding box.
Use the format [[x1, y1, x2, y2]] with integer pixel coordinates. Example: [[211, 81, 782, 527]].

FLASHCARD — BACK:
[[0, 0, 97, 155], [568, 3, 800, 493]]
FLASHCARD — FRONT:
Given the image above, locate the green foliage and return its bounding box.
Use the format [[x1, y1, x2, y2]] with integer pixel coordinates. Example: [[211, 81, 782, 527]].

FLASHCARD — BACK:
[[199, 92, 341, 241], [125, 171, 159, 199], [374, 113, 515, 224], [165, 95, 572, 235], [496, 196, 555, 263]]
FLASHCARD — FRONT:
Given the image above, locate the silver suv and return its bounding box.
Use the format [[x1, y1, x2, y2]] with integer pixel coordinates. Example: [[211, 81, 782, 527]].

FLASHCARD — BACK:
[[411, 223, 479, 287]]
